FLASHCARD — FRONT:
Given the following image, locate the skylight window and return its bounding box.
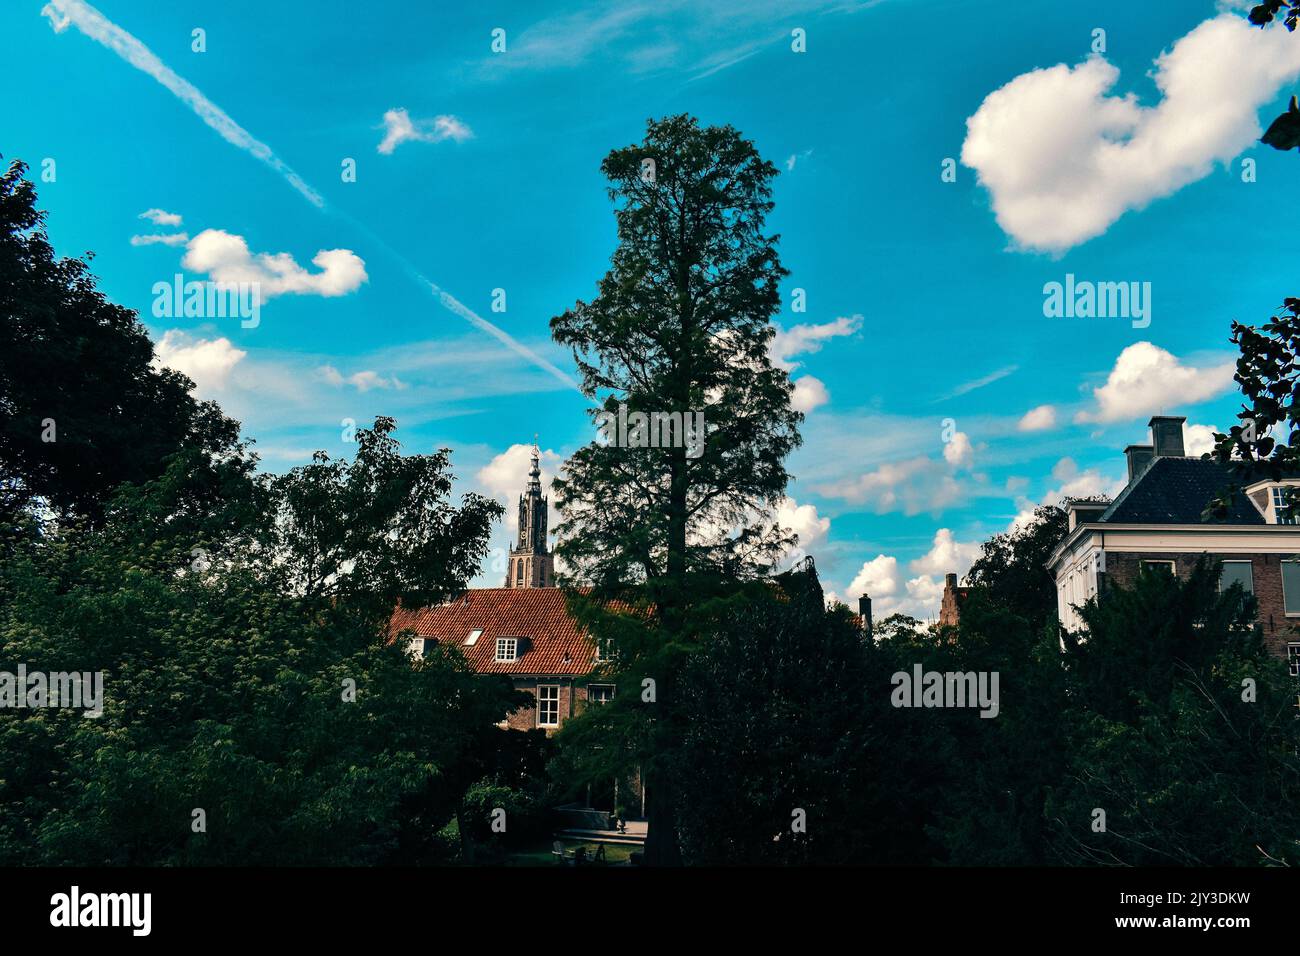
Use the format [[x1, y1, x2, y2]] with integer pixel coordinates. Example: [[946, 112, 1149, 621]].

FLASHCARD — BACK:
[[464, 629, 483, 646]]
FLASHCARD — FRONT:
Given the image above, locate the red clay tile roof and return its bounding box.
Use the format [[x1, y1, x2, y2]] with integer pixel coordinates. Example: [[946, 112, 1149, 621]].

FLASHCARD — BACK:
[[391, 588, 597, 676]]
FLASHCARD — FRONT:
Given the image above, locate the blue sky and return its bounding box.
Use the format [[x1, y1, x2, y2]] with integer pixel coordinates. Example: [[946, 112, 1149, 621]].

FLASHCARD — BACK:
[[5, 0, 1299, 615]]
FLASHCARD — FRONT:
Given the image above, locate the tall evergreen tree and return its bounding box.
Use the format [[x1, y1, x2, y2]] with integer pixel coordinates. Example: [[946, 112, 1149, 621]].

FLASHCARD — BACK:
[[549, 115, 802, 864]]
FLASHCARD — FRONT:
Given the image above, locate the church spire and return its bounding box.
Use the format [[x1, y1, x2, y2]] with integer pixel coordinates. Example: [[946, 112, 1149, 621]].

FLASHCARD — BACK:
[[527, 440, 541, 494], [505, 439, 554, 588]]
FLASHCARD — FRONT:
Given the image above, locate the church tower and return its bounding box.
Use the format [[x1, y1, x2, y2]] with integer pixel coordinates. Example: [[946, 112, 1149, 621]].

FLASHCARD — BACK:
[[505, 443, 554, 588]]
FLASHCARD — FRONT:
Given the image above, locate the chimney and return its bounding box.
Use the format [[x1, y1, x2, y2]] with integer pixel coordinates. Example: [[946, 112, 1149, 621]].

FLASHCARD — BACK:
[[1148, 415, 1186, 458], [858, 594, 873, 640], [945, 572, 958, 589], [1124, 444, 1154, 484]]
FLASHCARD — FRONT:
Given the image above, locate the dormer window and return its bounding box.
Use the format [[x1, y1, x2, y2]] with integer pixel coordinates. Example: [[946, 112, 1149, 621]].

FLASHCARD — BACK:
[[495, 637, 518, 662], [1244, 480, 1300, 524], [1273, 487, 1298, 525]]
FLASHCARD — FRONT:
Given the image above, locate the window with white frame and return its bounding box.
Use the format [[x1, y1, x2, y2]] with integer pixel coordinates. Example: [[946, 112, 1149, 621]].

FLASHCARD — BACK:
[[1283, 562, 1300, 615], [464, 629, 482, 646], [537, 685, 560, 727], [495, 637, 518, 662], [422, 638, 436, 657], [588, 684, 615, 705], [1288, 643, 1300, 679], [1141, 560, 1176, 575], [1219, 560, 1254, 595], [1273, 486, 1299, 524]]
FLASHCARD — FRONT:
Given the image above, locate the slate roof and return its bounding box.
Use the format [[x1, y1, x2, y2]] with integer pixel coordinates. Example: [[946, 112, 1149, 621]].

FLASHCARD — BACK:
[[390, 588, 597, 676], [1098, 457, 1264, 525]]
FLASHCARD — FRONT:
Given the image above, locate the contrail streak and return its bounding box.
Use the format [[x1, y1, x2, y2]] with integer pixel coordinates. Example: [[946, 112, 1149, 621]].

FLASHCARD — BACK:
[[42, 0, 323, 207], [42, 0, 580, 393]]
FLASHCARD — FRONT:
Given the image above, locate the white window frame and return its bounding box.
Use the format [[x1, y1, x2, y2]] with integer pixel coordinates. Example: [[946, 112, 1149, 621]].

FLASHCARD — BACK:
[[1218, 560, 1254, 595], [1283, 561, 1300, 617], [1141, 559, 1176, 575], [588, 683, 615, 705], [495, 637, 518, 662], [1273, 486, 1298, 525], [1288, 643, 1300, 679], [464, 629, 482, 646], [537, 684, 560, 727]]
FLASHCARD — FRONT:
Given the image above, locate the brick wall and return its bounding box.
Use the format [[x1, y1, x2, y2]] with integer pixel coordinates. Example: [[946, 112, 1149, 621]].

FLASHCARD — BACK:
[[1103, 552, 1300, 660], [503, 678, 592, 733]]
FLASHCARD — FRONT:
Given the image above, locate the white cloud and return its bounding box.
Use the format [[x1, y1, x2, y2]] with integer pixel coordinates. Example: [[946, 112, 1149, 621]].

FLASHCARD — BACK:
[[845, 554, 948, 621], [1075, 342, 1235, 424], [487, 2, 848, 80], [791, 375, 830, 413], [1017, 404, 1057, 432], [938, 364, 1018, 401], [785, 148, 814, 171], [776, 496, 830, 556], [962, 14, 1300, 252], [317, 365, 404, 392], [181, 229, 367, 302], [1006, 458, 1126, 533], [769, 315, 862, 371], [131, 232, 189, 247], [847, 554, 900, 603], [476, 443, 564, 536], [908, 528, 981, 577], [377, 108, 473, 154], [817, 456, 966, 516], [1044, 457, 1127, 504], [139, 208, 182, 227], [1185, 422, 1220, 457], [943, 431, 974, 469], [43, 1, 577, 394], [1007, 508, 1038, 534], [153, 330, 246, 392], [43, 0, 323, 207]]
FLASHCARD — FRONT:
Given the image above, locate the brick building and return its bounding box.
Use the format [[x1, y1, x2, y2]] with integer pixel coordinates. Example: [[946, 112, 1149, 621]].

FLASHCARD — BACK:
[[389, 443, 612, 732], [1047, 415, 1300, 670], [938, 572, 973, 629], [391, 586, 612, 732]]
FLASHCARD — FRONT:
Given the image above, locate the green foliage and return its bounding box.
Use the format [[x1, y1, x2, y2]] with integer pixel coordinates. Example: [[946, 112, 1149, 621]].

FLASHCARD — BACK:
[[548, 115, 802, 864], [964, 503, 1068, 633], [0, 419, 521, 865], [1047, 560, 1300, 865], [1250, 0, 1298, 30], [671, 574, 947, 864], [1210, 298, 1300, 481], [460, 776, 551, 849], [0, 159, 238, 523], [270, 417, 504, 630], [550, 114, 800, 596]]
